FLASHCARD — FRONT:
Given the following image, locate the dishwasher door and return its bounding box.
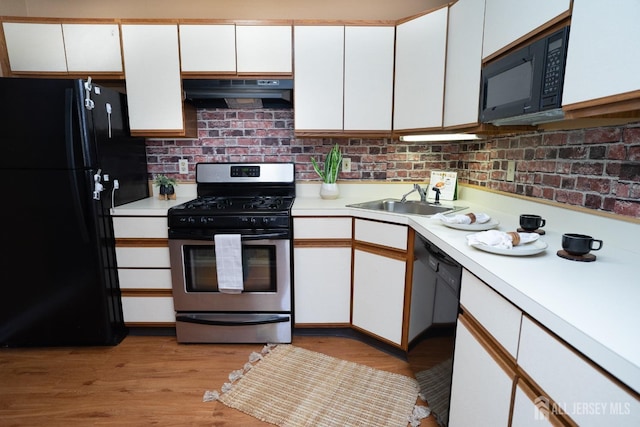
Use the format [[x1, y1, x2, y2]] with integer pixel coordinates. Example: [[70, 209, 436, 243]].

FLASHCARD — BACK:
[[409, 234, 462, 342]]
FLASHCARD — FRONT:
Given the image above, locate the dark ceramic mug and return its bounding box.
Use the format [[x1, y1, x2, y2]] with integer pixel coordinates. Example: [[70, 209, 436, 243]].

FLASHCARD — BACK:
[[520, 214, 546, 231], [562, 233, 603, 256]]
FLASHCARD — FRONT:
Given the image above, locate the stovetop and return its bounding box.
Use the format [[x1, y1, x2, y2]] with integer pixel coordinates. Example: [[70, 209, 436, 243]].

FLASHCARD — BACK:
[[175, 195, 294, 213], [168, 162, 295, 235]]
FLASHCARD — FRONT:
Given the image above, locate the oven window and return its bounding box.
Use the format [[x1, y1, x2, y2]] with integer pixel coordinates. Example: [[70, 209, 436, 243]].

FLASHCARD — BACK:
[[183, 245, 277, 293]]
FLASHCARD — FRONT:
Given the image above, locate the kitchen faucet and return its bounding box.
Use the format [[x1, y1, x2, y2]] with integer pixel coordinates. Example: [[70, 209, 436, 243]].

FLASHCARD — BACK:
[[400, 183, 428, 202]]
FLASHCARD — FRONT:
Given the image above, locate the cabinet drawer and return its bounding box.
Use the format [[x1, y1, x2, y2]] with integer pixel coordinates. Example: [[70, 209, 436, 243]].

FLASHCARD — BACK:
[[460, 269, 522, 358], [293, 217, 351, 239], [518, 316, 639, 426], [116, 247, 170, 268], [113, 217, 168, 238], [118, 268, 172, 289], [122, 296, 175, 323], [354, 218, 407, 250]]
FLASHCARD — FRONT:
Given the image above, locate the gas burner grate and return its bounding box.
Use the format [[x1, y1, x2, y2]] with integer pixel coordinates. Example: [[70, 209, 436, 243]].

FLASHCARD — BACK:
[[181, 196, 294, 212], [184, 197, 233, 210]]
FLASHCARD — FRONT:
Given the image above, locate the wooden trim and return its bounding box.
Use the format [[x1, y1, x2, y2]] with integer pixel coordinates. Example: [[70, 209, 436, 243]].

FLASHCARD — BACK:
[[292, 19, 396, 26], [400, 228, 415, 349], [482, 13, 571, 64], [350, 324, 403, 350], [295, 130, 393, 139], [294, 323, 351, 328], [563, 92, 640, 120], [0, 21, 9, 76], [115, 238, 169, 247], [460, 183, 640, 225], [352, 241, 407, 261], [294, 239, 352, 248], [124, 322, 175, 328], [515, 372, 578, 427], [394, 3, 451, 26], [121, 289, 173, 297], [458, 309, 517, 372]]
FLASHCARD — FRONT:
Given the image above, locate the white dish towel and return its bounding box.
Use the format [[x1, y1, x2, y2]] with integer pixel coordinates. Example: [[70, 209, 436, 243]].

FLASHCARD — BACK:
[[214, 234, 244, 294]]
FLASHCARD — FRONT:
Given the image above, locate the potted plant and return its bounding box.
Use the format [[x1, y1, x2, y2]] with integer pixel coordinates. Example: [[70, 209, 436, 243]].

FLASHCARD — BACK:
[[153, 174, 177, 200], [311, 143, 343, 199]]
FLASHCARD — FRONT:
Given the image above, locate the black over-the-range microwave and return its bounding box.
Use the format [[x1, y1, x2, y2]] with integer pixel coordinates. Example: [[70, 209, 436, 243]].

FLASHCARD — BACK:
[[479, 26, 570, 126]]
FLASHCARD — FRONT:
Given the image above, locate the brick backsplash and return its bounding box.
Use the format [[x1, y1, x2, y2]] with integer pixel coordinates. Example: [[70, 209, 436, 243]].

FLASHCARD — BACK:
[[147, 109, 640, 219]]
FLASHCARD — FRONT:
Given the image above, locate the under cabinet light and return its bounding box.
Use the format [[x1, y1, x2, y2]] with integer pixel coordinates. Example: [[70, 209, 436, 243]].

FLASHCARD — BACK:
[[399, 133, 483, 142]]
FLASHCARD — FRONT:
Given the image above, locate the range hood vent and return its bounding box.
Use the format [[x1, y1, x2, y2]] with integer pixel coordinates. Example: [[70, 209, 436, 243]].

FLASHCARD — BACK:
[[183, 79, 293, 109], [487, 108, 565, 126]]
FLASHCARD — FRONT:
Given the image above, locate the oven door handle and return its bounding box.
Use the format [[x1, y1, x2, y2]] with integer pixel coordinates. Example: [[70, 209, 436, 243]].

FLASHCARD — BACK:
[[240, 231, 289, 241], [176, 313, 290, 326]]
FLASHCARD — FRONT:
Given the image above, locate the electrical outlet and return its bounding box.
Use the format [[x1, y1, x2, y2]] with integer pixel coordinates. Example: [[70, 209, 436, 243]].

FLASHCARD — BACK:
[[342, 157, 351, 173], [506, 160, 516, 182], [179, 159, 189, 175]]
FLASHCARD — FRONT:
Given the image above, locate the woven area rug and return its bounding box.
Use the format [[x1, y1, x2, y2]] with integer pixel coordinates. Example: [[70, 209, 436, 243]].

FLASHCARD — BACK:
[[415, 358, 453, 427], [204, 344, 431, 427]]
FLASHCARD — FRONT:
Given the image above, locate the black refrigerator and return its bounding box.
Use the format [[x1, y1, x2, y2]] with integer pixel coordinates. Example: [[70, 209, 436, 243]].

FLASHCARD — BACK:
[[0, 78, 149, 347]]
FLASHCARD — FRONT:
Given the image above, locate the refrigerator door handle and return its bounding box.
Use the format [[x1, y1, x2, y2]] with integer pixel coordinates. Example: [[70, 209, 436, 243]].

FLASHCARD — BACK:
[[65, 88, 91, 243], [84, 77, 95, 110]]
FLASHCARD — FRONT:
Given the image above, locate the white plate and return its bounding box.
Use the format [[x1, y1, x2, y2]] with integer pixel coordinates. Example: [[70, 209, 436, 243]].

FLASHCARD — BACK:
[[469, 239, 548, 256], [442, 218, 500, 231]]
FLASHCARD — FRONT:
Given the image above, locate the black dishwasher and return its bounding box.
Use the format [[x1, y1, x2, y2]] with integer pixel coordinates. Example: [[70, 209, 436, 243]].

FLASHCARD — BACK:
[[409, 233, 462, 342], [408, 233, 460, 426]]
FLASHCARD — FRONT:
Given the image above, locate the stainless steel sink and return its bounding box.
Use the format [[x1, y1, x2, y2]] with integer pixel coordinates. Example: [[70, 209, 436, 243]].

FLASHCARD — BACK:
[[347, 198, 467, 216]]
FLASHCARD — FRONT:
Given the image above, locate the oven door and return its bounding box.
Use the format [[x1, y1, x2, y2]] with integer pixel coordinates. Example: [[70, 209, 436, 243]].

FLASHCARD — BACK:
[[169, 236, 291, 313]]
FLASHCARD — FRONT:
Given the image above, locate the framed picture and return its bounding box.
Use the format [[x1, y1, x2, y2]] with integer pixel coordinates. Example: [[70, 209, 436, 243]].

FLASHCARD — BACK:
[[429, 171, 457, 201]]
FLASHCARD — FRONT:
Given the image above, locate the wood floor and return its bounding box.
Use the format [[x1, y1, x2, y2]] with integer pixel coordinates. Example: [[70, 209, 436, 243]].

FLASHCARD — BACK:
[[0, 332, 453, 426]]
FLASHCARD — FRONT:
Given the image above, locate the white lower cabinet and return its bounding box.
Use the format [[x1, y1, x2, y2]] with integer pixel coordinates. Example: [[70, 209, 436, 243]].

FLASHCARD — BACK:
[[351, 218, 409, 347], [293, 217, 352, 325], [449, 314, 515, 427], [113, 215, 175, 326], [518, 316, 640, 426], [294, 246, 351, 324], [511, 379, 558, 427], [352, 249, 406, 345], [451, 269, 639, 426]]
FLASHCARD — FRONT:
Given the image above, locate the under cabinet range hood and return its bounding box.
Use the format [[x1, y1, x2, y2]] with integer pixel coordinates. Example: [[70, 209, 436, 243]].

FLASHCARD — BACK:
[[183, 79, 293, 109]]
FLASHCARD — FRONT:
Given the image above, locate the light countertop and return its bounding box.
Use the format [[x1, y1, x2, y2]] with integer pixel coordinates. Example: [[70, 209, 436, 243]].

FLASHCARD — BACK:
[[113, 181, 640, 393]]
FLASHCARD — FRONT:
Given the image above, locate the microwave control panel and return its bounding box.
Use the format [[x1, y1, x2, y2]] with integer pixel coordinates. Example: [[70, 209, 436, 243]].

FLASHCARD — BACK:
[[541, 28, 569, 108]]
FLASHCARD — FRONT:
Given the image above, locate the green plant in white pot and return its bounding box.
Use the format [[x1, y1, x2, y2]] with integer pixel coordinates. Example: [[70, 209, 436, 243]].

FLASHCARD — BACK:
[[153, 174, 177, 200], [311, 143, 343, 199]]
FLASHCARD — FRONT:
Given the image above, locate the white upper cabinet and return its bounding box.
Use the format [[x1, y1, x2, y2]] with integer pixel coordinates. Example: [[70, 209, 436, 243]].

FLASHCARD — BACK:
[[236, 25, 292, 74], [62, 24, 122, 72], [2, 22, 67, 72], [443, 0, 486, 128], [2, 22, 123, 73], [293, 25, 344, 131], [393, 7, 448, 131], [121, 24, 185, 134], [294, 24, 394, 133], [179, 24, 236, 73], [179, 24, 292, 74], [343, 26, 395, 131], [482, 0, 571, 60], [562, 0, 640, 108]]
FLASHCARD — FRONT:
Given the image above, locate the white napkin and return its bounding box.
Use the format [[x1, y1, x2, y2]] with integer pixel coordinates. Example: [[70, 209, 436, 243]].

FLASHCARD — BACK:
[[214, 234, 244, 294], [467, 230, 539, 249], [434, 212, 491, 224]]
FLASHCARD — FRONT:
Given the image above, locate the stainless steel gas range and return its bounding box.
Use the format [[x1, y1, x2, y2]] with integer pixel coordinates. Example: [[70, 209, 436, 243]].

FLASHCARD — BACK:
[[167, 162, 295, 344]]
